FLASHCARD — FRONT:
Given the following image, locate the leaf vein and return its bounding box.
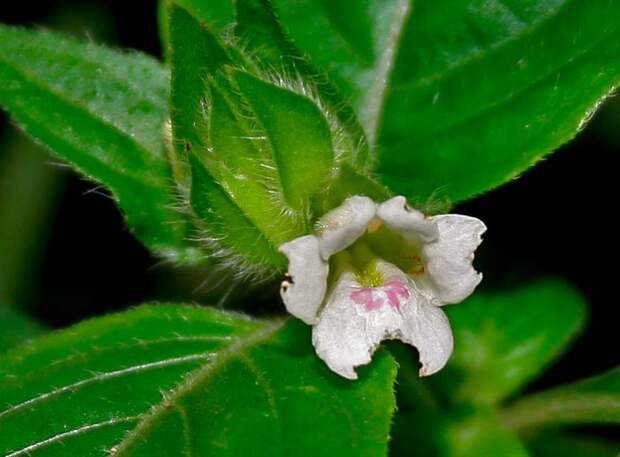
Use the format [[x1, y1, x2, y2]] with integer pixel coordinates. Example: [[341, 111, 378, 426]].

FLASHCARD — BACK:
[[364, 0, 411, 146], [113, 320, 285, 454], [0, 353, 213, 422], [239, 353, 283, 454], [2, 334, 235, 389], [4, 416, 139, 457]]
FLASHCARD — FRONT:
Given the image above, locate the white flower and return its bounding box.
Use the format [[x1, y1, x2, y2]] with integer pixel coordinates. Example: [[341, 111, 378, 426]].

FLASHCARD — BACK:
[[279, 195, 486, 380]]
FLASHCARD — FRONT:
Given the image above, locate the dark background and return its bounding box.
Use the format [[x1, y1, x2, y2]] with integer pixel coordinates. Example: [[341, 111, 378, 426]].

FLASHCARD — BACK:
[[1, 0, 619, 393]]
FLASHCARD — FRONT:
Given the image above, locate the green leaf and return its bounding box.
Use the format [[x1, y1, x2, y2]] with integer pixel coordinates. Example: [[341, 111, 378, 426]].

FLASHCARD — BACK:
[[0, 306, 46, 353], [0, 25, 198, 262], [270, 0, 620, 202], [501, 366, 620, 431], [434, 280, 587, 407], [0, 304, 397, 456], [234, 72, 335, 213], [234, 0, 299, 69]]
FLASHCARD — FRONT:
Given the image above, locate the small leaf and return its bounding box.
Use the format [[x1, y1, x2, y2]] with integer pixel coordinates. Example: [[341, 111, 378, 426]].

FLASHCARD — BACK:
[[0, 305, 397, 456], [234, 72, 335, 213], [0, 25, 197, 261], [164, 2, 388, 277], [501, 366, 620, 430], [198, 83, 306, 246], [434, 280, 587, 406], [271, 0, 620, 202]]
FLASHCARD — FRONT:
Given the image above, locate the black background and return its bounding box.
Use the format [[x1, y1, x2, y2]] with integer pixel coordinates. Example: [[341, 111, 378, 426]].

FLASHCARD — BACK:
[[1, 0, 619, 394]]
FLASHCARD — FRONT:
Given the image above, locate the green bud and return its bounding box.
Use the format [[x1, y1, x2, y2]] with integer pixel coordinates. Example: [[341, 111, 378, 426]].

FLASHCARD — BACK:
[[167, 4, 388, 279]]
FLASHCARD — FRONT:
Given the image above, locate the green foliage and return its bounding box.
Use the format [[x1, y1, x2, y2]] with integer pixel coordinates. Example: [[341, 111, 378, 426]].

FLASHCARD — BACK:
[[1, 3, 620, 455], [435, 280, 587, 406], [0, 305, 397, 456], [270, 0, 620, 202], [0, 25, 199, 262], [189, 155, 289, 274], [2, 0, 619, 270]]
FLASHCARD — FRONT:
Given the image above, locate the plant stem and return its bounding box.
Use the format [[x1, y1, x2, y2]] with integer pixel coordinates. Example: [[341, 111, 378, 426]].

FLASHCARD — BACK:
[[500, 392, 620, 431]]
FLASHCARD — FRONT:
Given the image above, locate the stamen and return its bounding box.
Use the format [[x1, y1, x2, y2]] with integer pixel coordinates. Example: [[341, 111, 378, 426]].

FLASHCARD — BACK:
[[409, 255, 425, 276], [367, 217, 382, 233]]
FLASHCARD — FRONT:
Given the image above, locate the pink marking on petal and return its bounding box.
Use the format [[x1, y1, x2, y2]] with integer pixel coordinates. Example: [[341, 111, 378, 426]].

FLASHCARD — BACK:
[[350, 288, 384, 311], [384, 278, 410, 310]]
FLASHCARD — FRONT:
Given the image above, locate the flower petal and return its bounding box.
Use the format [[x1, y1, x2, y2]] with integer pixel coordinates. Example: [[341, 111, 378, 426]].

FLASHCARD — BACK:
[[423, 214, 487, 304], [312, 263, 453, 379], [399, 286, 454, 376], [316, 195, 376, 260], [376, 196, 438, 243], [279, 235, 328, 325]]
